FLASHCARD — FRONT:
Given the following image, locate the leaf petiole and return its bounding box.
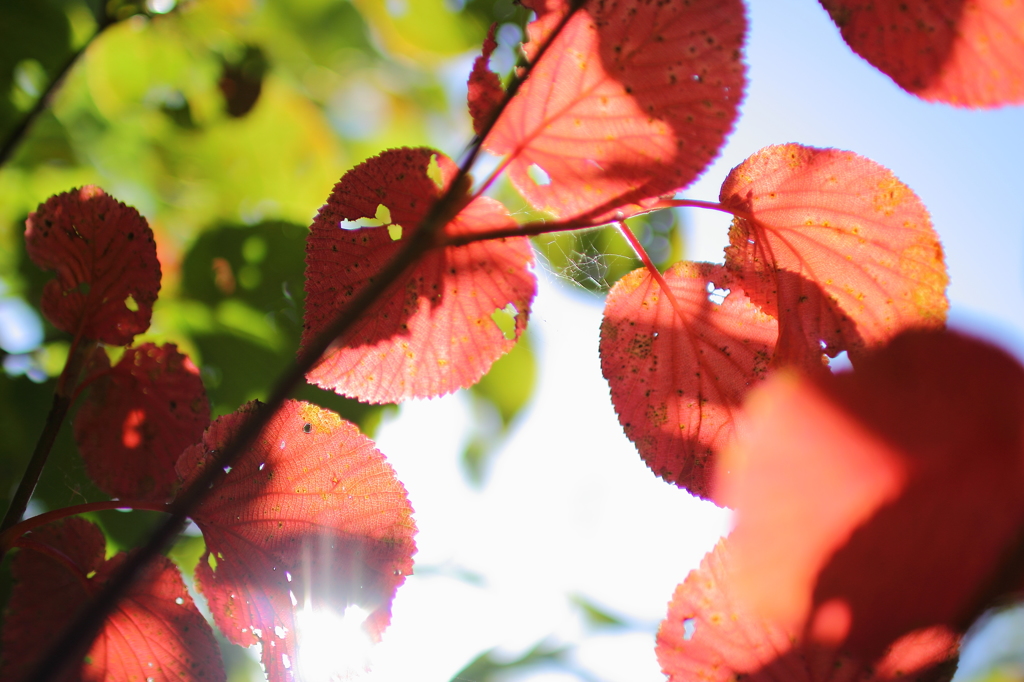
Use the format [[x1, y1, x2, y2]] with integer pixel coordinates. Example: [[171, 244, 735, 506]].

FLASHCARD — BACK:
[[616, 221, 687, 325], [0, 500, 172, 555], [656, 198, 754, 223]]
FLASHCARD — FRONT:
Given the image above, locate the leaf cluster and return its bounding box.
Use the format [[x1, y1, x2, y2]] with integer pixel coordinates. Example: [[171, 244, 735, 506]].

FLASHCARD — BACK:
[[1, 0, 1023, 681]]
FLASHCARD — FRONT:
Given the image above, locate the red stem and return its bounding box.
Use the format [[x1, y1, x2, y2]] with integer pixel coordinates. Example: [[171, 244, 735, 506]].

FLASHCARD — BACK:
[[656, 198, 754, 223], [0, 500, 172, 554], [616, 221, 687, 324]]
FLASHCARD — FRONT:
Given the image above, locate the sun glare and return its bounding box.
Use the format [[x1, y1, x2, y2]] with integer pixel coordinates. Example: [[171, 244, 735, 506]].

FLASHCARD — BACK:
[[295, 603, 375, 681]]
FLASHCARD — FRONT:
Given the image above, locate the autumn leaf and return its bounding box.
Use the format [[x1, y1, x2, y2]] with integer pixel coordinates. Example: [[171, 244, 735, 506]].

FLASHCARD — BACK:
[[485, 0, 746, 221], [1, 517, 224, 682], [715, 330, 1024, 660], [468, 23, 504, 136], [73, 343, 210, 502], [599, 262, 776, 501], [721, 144, 947, 369], [820, 0, 1024, 108], [24, 186, 161, 346], [176, 400, 416, 682], [303, 147, 536, 403], [657, 540, 960, 682]]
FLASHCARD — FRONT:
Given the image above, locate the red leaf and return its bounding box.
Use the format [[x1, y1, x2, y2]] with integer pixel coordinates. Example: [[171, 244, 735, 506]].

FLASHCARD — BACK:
[[485, 0, 746, 221], [820, 0, 1024, 108], [468, 23, 504, 136], [1, 517, 224, 682], [176, 400, 417, 682], [24, 186, 161, 345], [721, 144, 948, 369], [599, 262, 776, 501], [715, 330, 1024, 660], [73, 343, 210, 502], [657, 540, 960, 682], [303, 147, 536, 403]]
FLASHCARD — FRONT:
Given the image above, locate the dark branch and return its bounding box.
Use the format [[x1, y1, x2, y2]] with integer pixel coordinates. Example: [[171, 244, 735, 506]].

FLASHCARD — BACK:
[[22, 3, 593, 680]]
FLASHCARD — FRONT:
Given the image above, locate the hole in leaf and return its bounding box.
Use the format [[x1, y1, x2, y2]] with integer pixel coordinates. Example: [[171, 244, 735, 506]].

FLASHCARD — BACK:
[[527, 164, 551, 186], [175, 597, 184, 605], [829, 350, 852, 373], [124, 294, 139, 312], [207, 553, 218, 570], [490, 303, 518, 340], [528, 163, 552, 184], [706, 282, 731, 305], [683, 617, 697, 640], [302, 423, 312, 433], [388, 223, 403, 241], [86, 570, 97, 579], [375, 204, 392, 225], [427, 154, 444, 188]]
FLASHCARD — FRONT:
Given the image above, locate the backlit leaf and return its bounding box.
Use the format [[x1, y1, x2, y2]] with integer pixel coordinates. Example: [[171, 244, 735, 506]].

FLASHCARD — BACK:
[[24, 186, 161, 346], [486, 0, 746, 221], [468, 23, 504, 136], [176, 400, 417, 682], [73, 343, 210, 502], [657, 540, 960, 682], [716, 330, 1024, 660], [1, 517, 224, 682], [820, 0, 1024, 108], [600, 262, 776, 501], [303, 147, 536, 403], [721, 144, 947, 369]]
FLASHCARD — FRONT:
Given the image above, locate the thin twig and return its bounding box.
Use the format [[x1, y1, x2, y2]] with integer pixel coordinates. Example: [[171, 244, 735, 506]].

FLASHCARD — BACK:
[[0, 338, 96, 540], [0, 15, 113, 168], [22, 5, 590, 680]]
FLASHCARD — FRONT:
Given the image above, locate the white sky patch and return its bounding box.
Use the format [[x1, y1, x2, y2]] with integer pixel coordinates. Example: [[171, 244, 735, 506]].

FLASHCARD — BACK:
[[371, 273, 730, 681]]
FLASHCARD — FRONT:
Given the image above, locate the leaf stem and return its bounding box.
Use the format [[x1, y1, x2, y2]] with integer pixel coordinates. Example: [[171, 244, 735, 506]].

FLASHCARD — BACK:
[[0, 338, 96, 540], [0, 500, 171, 554], [23, 7, 592, 681], [441, 216, 615, 248], [0, 14, 113, 169], [616, 221, 687, 323], [656, 198, 754, 223]]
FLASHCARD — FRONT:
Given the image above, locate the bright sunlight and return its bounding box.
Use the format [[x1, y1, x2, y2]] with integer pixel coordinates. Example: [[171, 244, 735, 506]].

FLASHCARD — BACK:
[[294, 603, 374, 682]]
